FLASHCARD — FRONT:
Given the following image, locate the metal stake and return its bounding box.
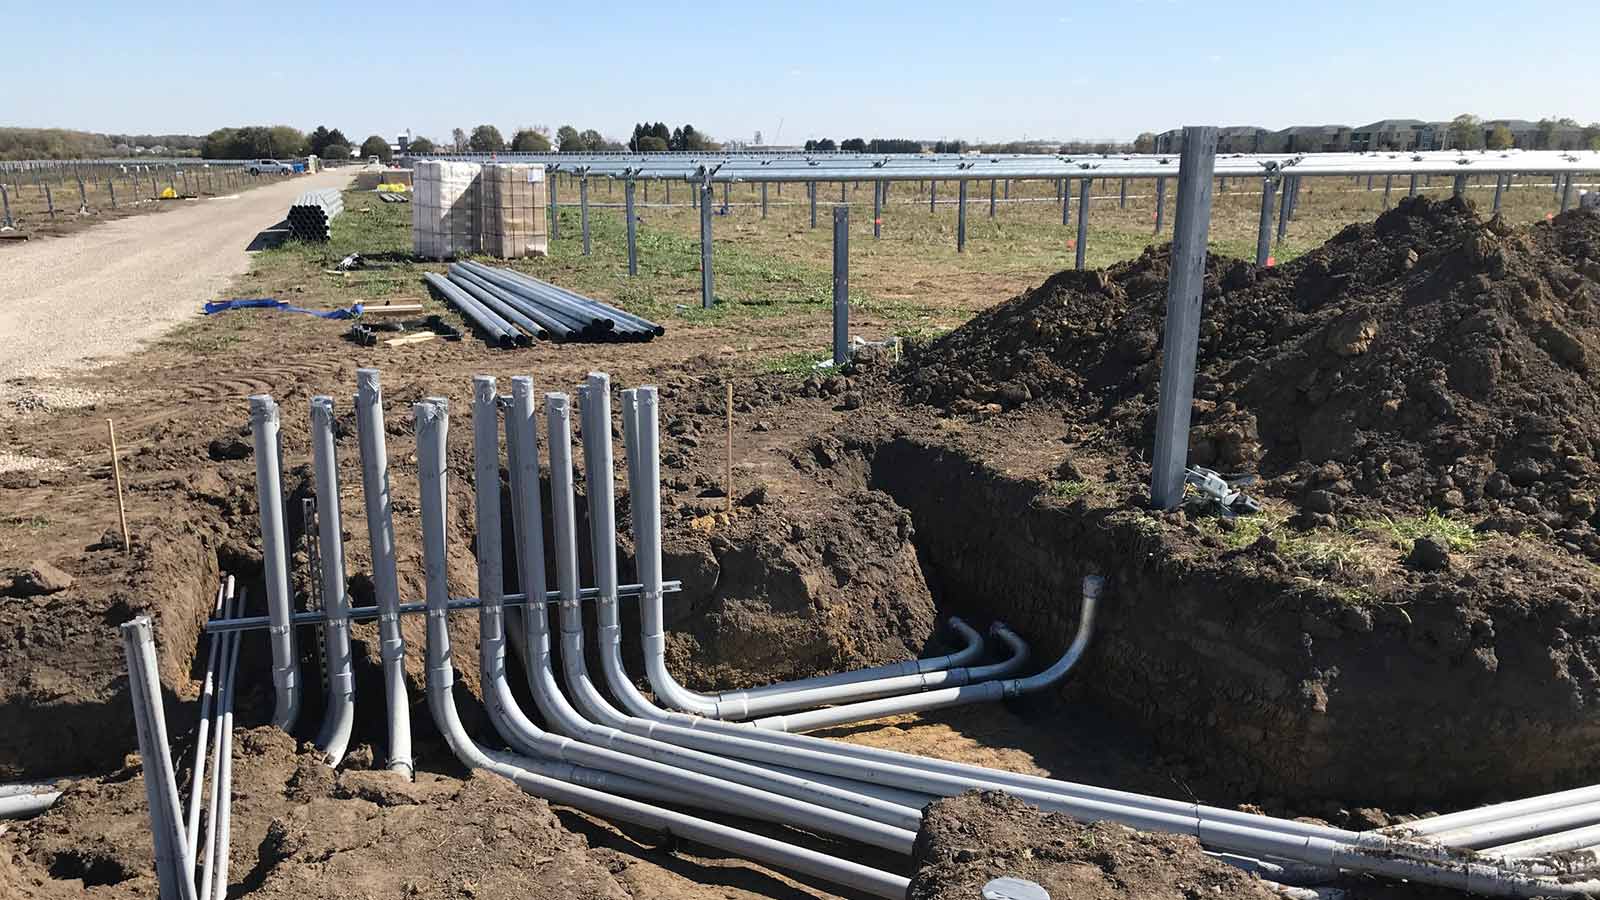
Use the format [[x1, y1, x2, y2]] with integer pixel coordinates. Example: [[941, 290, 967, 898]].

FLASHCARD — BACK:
[[957, 180, 967, 252], [832, 205, 849, 368], [1150, 126, 1218, 510], [1256, 175, 1277, 266], [625, 180, 638, 276], [1075, 178, 1090, 271], [580, 177, 591, 256], [700, 181, 714, 309], [44, 183, 54, 217]]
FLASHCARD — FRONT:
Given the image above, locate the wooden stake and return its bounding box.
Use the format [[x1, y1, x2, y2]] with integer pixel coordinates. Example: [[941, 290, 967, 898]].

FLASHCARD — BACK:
[[107, 419, 131, 553], [725, 382, 734, 515]]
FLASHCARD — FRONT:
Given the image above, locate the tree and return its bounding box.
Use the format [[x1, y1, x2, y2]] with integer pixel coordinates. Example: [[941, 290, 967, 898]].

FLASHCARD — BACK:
[[360, 135, 392, 162], [754, 130, 763, 145], [469, 124, 506, 152], [932, 140, 965, 154], [511, 128, 551, 151], [323, 143, 352, 161], [556, 125, 581, 151], [408, 136, 435, 154], [651, 122, 670, 143], [1585, 123, 1600, 152], [1485, 125, 1514, 151], [1133, 132, 1157, 154], [1446, 114, 1483, 150], [200, 125, 306, 159], [579, 129, 606, 151], [307, 126, 334, 156], [451, 128, 468, 152], [840, 137, 866, 152], [867, 138, 920, 154], [638, 135, 668, 152]]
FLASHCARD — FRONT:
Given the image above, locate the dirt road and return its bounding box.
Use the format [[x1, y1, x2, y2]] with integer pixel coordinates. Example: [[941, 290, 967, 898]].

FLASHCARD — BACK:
[[0, 170, 351, 389]]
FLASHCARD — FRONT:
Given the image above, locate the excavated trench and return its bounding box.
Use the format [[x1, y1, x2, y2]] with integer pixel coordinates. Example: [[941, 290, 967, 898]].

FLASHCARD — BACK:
[[856, 434, 1600, 814]]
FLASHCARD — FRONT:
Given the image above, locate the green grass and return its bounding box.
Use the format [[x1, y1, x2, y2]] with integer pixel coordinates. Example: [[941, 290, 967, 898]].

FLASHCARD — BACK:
[[1207, 504, 1374, 578], [757, 350, 831, 377], [1354, 510, 1480, 554], [1046, 479, 1097, 501], [2, 514, 49, 531]]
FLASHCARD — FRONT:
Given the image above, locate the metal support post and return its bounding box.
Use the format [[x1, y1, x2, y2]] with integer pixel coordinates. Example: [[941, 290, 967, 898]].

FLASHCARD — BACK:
[[839, 181, 845, 204], [1119, 177, 1128, 208], [1493, 174, 1505, 214], [1003, 179, 1010, 200], [1276, 176, 1291, 240], [1061, 178, 1070, 225], [44, 184, 54, 217], [699, 181, 714, 309], [549, 174, 559, 240], [625, 180, 638, 276], [1150, 126, 1218, 510], [873, 180, 882, 239], [1452, 174, 1468, 199], [1154, 178, 1167, 233], [761, 182, 768, 218], [808, 182, 817, 228], [1384, 174, 1393, 208], [930, 179, 936, 212], [1562, 174, 1575, 213], [1256, 176, 1277, 266], [1288, 176, 1301, 219], [580, 177, 591, 256], [723, 181, 731, 213], [1075, 178, 1090, 270], [989, 179, 996, 218], [957, 180, 968, 252], [1, 185, 11, 228], [832, 206, 849, 367], [1408, 174, 1418, 197]]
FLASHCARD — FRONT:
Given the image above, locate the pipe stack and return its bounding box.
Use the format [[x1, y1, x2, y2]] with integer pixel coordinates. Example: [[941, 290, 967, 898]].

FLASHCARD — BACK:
[[424, 262, 662, 346], [287, 189, 344, 241]]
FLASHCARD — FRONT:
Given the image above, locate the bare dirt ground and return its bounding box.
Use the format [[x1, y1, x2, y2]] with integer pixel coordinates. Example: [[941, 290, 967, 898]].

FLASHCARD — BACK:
[[0, 169, 350, 392]]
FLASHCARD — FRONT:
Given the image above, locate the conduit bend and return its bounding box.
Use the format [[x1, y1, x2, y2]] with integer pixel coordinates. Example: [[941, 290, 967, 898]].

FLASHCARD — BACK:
[[468, 379, 916, 851], [310, 396, 355, 767], [412, 397, 911, 900]]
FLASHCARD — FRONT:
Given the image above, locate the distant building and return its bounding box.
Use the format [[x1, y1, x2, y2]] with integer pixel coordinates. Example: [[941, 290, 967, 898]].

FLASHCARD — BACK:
[[1351, 119, 1426, 151], [1217, 126, 1270, 154]]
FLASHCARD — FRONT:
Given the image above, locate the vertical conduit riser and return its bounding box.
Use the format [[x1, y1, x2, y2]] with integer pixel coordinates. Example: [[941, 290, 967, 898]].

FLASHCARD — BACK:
[[248, 396, 299, 732], [122, 617, 197, 900], [310, 397, 355, 767], [354, 369, 412, 777]]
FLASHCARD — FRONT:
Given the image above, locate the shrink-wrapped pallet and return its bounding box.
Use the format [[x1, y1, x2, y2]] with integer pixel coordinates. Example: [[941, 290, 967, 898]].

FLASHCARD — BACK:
[[412, 160, 481, 259], [480, 163, 549, 258]]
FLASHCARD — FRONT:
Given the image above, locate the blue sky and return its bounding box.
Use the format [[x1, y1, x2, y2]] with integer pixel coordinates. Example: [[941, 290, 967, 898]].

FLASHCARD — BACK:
[[4, 1, 1595, 145]]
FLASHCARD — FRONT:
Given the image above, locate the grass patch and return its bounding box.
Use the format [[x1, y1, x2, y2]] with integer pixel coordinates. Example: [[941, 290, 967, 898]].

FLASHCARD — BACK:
[[1046, 479, 1096, 501], [1206, 504, 1375, 580], [1354, 510, 1479, 554], [2, 514, 49, 531], [757, 350, 830, 377]]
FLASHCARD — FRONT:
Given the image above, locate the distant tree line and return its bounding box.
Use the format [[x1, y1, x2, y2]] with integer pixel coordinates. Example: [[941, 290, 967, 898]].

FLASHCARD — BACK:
[[0, 127, 207, 160], [627, 122, 717, 152], [803, 137, 929, 153]]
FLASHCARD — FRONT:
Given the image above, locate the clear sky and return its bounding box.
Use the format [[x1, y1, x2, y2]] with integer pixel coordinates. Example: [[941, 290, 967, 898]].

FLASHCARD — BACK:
[[4, 0, 1595, 146]]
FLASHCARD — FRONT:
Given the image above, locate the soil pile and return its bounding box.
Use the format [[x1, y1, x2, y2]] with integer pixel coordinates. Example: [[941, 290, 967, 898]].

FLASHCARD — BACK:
[[907, 791, 1277, 900], [901, 199, 1600, 524]]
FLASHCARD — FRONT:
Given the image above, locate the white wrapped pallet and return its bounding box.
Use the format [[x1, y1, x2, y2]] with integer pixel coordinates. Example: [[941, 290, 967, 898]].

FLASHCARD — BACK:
[[480, 163, 549, 258], [412, 160, 481, 259]]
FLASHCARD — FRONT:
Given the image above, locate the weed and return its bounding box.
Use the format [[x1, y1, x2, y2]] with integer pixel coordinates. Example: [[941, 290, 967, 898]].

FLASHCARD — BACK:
[[758, 350, 830, 377], [1354, 511, 1479, 553], [1047, 479, 1095, 501]]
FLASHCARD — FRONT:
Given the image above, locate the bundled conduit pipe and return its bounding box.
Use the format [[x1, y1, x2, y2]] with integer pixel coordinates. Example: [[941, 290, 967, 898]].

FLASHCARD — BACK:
[[133, 369, 1600, 900]]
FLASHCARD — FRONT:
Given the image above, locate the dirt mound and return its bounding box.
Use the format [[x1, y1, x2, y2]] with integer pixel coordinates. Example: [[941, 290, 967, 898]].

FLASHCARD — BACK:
[[901, 199, 1600, 520], [907, 791, 1277, 900]]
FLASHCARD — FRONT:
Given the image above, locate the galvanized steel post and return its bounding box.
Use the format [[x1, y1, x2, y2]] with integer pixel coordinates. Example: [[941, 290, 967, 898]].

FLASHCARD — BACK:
[[1561, 174, 1575, 213], [1452, 174, 1468, 199], [625, 180, 638, 276], [580, 177, 591, 256], [1061, 178, 1070, 225], [44, 183, 54, 217], [1154, 177, 1167, 233], [930, 179, 936, 212], [1119, 177, 1128, 208], [1408, 174, 1418, 197], [1255, 175, 1277, 266], [549, 174, 560, 240], [1493, 174, 1505, 214], [724, 181, 731, 213], [1075, 178, 1090, 270], [1276, 176, 1291, 241], [1384, 174, 1393, 208], [957, 180, 967, 253], [808, 182, 817, 228], [700, 180, 714, 309], [873, 180, 882, 239], [832, 206, 849, 368], [0, 184, 11, 228], [1150, 126, 1218, 511], [761, 182, 768, 218], [989, 179, 996, 218], [840, 181, 846, 204]]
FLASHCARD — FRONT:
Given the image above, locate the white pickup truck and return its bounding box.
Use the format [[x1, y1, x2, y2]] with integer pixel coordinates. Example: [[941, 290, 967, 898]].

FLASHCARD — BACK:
[[247, 159, 294, 176]]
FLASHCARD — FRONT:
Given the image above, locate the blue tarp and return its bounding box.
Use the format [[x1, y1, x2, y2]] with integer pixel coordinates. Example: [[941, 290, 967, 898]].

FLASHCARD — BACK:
[[203, 298, 364, 319]]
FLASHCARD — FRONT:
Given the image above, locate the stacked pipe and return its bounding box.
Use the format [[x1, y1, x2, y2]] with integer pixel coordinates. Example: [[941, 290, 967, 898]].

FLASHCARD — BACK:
[[132, 368, 1600, 900], [427, 261, 662, 346], [286, 189, 343, 241]]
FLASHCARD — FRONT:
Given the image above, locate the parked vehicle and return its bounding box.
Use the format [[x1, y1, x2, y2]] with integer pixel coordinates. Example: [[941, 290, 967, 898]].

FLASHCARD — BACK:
[[247, 159, 294, 176]]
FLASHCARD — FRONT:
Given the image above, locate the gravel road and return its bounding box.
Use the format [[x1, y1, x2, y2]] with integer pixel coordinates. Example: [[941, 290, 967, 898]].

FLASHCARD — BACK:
[[0, 170, 352, 387]]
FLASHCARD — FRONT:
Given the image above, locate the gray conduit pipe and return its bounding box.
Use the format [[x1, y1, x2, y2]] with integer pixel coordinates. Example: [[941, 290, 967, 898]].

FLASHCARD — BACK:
[[0, 791, 62, 819], [122, 616, 197, 900], [611, 382, 1600, 897], [182, 580, 227, 858], [1427, 800, 1600, 850], [354, 369, 412, 778], [413, 397, 911, 900], [1487, 822, 1600, 860], [197, 584, 240, 900], [310, 397, 355, 767], [1387, 784, 1600, 839], [750, 623, 1034, 732], [508, 384, 919, 847], [248, 396, 299, 733], [612, 388, 986, 709]]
